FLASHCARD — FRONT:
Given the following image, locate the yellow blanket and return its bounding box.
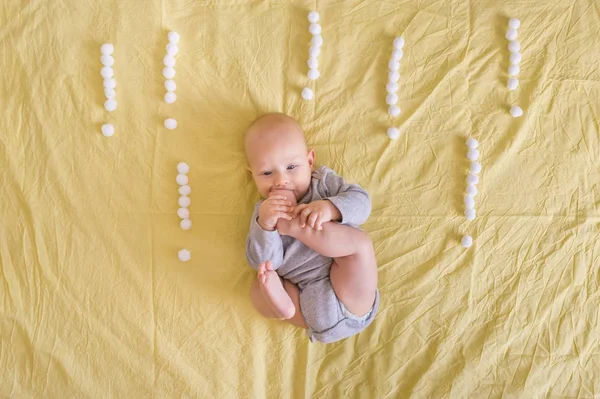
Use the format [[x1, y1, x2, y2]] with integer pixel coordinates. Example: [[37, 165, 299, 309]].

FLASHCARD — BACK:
[[2, 0, 599, 397]]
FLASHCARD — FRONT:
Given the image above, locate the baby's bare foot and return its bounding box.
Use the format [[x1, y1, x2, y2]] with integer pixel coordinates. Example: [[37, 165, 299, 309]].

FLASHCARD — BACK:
[[257, 261, 295, 320]]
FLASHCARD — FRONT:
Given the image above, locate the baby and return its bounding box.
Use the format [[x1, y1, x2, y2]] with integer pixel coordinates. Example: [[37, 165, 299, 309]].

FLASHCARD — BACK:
[[244, 113, 379, 343]]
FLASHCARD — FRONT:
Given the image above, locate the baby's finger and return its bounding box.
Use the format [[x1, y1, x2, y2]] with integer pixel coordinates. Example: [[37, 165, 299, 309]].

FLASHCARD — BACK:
[[267, 194, 288, 201], [315, 213, 324, 230], [308, 212, 319, 229], [277, 212, 293, 221], [293, 204, 308, 217], [271, 205, 293, 213], [268, 199, 292, 206], [300, 207, 312, 227]]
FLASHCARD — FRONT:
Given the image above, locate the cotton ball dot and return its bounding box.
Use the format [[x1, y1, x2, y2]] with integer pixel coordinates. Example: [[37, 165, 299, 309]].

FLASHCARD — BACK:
[[391, 49, 404, 60], [508, 64, 520, 76], [388, 59, 400, 72], [308, 11, 319, 23], [104, 88, 116, 99], [176, 174, 189, 186], [164, 80, 176, 92], [180, 219, 192, 231], [388, 71, 400, 82], [301, 87, 313, 100], [387, 127, 401, 140], [508, 41, 521, 53], [466, 137, 479, 148], [509, 52, 522, 64], [464, 195, 475, 209], [101, 66, 114, 79], [178, 249, 191, 262], [103, 78, 117, 89], [393, 37, 405, 49], [386, 82, 399, 93], [101, 124, 114, 137], [466, 185, 478, 196], [467, 148, 480, 161], [307, 57, 318, 69], [386, 93, 398, 105], [388, 105, 401, 117], [508, 18, 521, 29], [101, 55, 114, 66], [465, 209, 476, 221], [307, 69, 320, 80], [168, 31, 180, 44], [467, 173, 480, 185], [164, 92, 177, 104], [177, 207, 190, 219], [163, 54, 176, 67], [104, 99, 117, 112], [510, 106, 523, 118], [470, 162, 482, 174], [178, 185, 191, 196], [461, 235, 473, 248], [163, 67, 176, 79], [505, 29, 518, 41], [166, 43, 179, 55], [507, 78, 519, 91], [311, 35, 323, 47], [101, 43, 114, 55], [309, 23, 322, 35], [309, 46, 321, 58], [177, 162, 190, 174], [164, 118, 177, 129], [178, 196, 191, 208]]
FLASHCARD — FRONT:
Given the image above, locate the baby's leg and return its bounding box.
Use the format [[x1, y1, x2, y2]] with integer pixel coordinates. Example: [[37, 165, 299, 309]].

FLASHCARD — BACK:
[[277, 218, 378, 316], [250, 261, 296, 320], [249, 273, 307, 329]]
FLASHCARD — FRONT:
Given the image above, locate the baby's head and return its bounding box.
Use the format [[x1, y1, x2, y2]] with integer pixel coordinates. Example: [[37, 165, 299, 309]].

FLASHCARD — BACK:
[[245, 113, 315, 201]]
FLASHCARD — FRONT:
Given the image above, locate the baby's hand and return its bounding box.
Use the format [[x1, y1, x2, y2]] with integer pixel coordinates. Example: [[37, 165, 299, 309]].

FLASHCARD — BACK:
[[257, 195, 294, 231], [292, 200, 341, 230]]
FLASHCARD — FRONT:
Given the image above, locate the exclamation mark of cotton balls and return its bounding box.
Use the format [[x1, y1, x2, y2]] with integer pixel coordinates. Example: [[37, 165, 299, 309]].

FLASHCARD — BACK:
[[301, 11, 322, 100], [101, 43, 116, 137], [506, 18, 524, 118], [462, 137, 481, 248], [386, 37, 404, 140], [163, 32, 179, 130], [176, 162, 192, 231]]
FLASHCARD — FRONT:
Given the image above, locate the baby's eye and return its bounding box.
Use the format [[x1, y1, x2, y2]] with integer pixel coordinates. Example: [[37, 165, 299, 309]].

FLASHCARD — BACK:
[[261, 171, 272, 176], [287, 165, 297, 170]]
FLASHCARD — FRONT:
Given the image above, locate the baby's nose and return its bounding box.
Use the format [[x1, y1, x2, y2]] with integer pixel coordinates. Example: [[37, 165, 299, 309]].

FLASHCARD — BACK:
[[274, 175, 288, 186]]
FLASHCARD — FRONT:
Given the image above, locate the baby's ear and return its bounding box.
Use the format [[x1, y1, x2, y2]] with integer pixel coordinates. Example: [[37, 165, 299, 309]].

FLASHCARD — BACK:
[[246, 165, 253, 174], [307, 149, 316, 168]]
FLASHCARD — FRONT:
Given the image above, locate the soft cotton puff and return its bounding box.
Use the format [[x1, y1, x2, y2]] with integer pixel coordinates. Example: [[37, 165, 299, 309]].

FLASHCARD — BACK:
[[309, 46, 321, 58], [309, 23, 322, 35], [388, 71, 400, 82], [466, 185, 478, 196], [467, 148, 480, 161], [166, 43, 179, 55], [178, 196, 191, 208], [101, 124, 114, 137], [180, 219, 192, 231], [163, 67, 176, 79], [168, 31, 180, 44], [178, 185, 191, 196], [101, 55, 114, 67], [465, 209, 476, 220], [391, 49, 403, 60], [103, 78, 117, 89], [386, 93, 398, 105], [386, 82, 399, 93], [101, 43, 114, 55], [101, 66, 114, 79], [508, 65, 520, 76], [178, 249, 191, 262], [163, 54, 176, 67], [508, 18, 521, 29], [308, 11, 319, 23], [466, 138, 479, 148], [307, 57, 318, 69], [388, 105, 401, 117], [104, 88, 116, 99], [164, 80, 176, 92], [177, 162, 190, 174], [507, 78, 519, 91], [104, 99, 117, 112], [387, 127, 400, 140], [461, 235, 473, 248], [508, 41, 521, 53], [164, 118, 177, 129], [470, 162, 482, 174], [506, 29, 518, 41], [510, 52, 522, 64], [307, 69, 320, 80], [176, 174, 189, 186], [467, 173, 480, 185], [388, 60, 400, 71], [301, 87, 313, 100], [177, 207, 190, 219], [164, 92, 177, 104], [393, 37, 405, 49], [311, 35, 323, 47], [464, 195, 475, 209], [510, 106, 524, 118]]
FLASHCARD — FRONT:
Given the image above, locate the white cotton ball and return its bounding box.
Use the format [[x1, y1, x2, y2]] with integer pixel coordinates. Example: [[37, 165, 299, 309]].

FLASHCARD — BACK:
[[466, 185, 478, 196], [178, 249, 191, 262], [309, 46, 321, 58], [388, 59, 400, 72], [509, 52, 522, 64], [466, 137, 479, 148], [386, 81, 399, 93], [101, 124, 114, 137], [510, 106, 523, 118], [391, 49, 404, 60], [467, 148, 480, 161], [388, 105, 401, 117], [104, 99, 117, 112], [465, 208, 476, 221], [467, 173, 480, 185], [166, 43, 179, 55], [464, 195, 475, 209], [461, 235, 473, 248], [301, 87, 313, 100], [164, 92, 177, 104], [177, 162, 190, 174], [507, 78, 519, 91], [176, 174, 189, 186], [163, 54, 176, 67], [164, 80, 176, 92], [309, 23, 322, 35], [177, 207, 190, 219], [168, 31, 180, 44], [178, 185, 191, 196], [163, 67, 176, 79], [508, 64, 520, 76], [508, 40, 521, 53], [104, 88, 116, 99], [307, 69, 320, 80], [470, 162, 482, 174], [311, 35, 323, 47], [101, 55, 114, 66], [307, 57, 318, 69], [386, 93, 398, 105], [508, 18, 521, 30], [101, 43, 114, 55], [393, 37, 405, 49], [180, 219, 192, 231], [505, 29, 518, 41], [103, 78, 117, 89], [388, 71, 400, 82], [178, 195, 191, 208], [387, 127, 400, 140], [164, 118, 177, 129], [101, 66, 114, 79], [308, 11, 319, 23]]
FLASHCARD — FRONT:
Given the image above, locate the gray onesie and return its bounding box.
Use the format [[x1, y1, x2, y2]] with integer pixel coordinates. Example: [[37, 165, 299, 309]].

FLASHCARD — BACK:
[[246, 166, 379, 343]]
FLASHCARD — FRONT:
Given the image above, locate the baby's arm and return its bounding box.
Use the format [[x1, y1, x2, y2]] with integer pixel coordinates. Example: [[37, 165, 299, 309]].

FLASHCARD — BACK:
[[320, 167, 371, 226], [245, 203, 285, 270]]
